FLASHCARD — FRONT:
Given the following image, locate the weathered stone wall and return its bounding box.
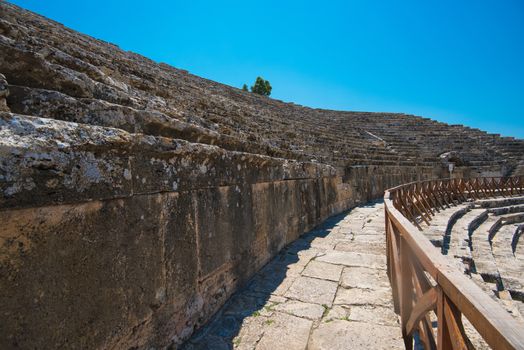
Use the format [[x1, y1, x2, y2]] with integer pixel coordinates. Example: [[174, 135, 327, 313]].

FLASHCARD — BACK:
[[337, 164, 506, 209], [0, 113, 341, 349], [341, 164, 446, 204]]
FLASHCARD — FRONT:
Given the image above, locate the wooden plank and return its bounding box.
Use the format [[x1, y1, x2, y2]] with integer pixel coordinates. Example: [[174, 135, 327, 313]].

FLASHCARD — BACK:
[[406, 287, 437, 336], [430, 186, 446, 211], [454, 179, 467, 202], [437, 288, 453, 350], [388, 217, 402, 314], [412, 259, 436, 300], [400, 236, 414, 350], [437, 184, 452, 208], [412, 199, 431, 225], [385, 201, 444, 278], [464, 180, 479, 200], [419, 317, 437, 350], [417, 186, 435, 216], [398, 195, 422, 229], [442, 295, 470, 350]]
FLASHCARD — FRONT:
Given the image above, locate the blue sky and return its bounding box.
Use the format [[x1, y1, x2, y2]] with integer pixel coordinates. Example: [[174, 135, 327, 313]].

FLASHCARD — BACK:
[[8, 0, 524, 138]]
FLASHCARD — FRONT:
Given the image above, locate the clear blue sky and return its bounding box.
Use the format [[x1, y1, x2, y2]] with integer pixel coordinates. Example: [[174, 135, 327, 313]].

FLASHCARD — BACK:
[[8, 0, 524, 138]]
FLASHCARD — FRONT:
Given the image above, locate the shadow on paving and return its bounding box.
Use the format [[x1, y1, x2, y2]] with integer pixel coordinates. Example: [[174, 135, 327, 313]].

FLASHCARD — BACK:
[[180, 210, 350, 350]]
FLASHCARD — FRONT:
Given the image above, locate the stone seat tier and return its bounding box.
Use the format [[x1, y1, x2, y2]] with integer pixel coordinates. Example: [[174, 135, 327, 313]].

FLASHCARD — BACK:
[[492, 224, 524, 301], [447, 208, 484, 272], [2, 2, 523, 173], [469, 213, 502, 281], [514, 225, 524, 260], [475, 196, 524, 209], [421, 197, 524, 324]]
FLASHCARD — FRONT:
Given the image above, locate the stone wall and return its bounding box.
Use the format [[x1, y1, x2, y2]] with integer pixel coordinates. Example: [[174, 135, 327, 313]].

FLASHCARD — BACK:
[[0, 113, 343, 349], [340, 164, 446, 204]]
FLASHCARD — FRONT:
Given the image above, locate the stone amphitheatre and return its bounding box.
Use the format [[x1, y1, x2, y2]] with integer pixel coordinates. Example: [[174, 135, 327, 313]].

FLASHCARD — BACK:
[[1, 3, 524, 349]]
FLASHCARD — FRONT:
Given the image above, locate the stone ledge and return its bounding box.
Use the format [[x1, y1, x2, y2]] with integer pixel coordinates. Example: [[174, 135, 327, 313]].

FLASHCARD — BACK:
[[0, 113, 336, 209]]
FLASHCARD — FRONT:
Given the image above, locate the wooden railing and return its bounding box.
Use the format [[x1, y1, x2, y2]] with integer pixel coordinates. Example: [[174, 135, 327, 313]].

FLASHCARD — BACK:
[[384, 176, 524, 350], [391, 177, 524, 230]]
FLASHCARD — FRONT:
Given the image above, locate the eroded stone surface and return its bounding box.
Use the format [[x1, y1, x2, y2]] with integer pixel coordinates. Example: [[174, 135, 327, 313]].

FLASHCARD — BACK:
[[340, 266, 390, 289], [308, 320, 403, 350], [347, 305, 400, 326], [0, 112, 342, 350], [301, 260, 343, 282], [334, 287, 393, 307], [419, 196, 524, 348], [316, 250, 386, 269], [284, 277, 338, 305], [255, 312, 313, 350], [273, 300, 325, 320]]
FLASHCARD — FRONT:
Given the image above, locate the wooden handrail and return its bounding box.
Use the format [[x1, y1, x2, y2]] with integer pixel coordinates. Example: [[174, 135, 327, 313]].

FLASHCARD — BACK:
[[384, 176, 524, 349]]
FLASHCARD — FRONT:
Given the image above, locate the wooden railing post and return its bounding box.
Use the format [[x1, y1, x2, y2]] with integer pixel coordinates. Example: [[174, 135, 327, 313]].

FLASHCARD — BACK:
[[437, 287, 470, 350], [400, 235, 414, 349], [386, 212, 402, 314], [437, 287, 453, 350]]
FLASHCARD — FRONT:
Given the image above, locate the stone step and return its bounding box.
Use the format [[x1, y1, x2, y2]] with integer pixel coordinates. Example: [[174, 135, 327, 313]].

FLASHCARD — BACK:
[[470, 215, 501, 280], [446, 209, 485, 270]]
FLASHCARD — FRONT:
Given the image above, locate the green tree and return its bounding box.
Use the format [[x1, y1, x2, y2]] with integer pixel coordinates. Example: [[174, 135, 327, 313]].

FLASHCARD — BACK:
[[250, 77, 272, 96], [242, 84, 249, 91]]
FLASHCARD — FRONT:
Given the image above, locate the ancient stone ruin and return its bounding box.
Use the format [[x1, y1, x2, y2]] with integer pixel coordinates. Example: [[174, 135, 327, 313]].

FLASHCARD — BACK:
[[1, 2, 523, 349]]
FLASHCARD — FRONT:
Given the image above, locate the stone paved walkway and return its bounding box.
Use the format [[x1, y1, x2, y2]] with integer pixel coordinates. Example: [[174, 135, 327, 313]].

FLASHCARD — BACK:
[[182, 200, 403, 350]]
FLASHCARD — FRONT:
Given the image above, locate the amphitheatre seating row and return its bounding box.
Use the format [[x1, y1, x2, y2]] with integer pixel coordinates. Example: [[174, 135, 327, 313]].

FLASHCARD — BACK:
[[421, 196, 524, 323], [514, 225, 524, 257], [1, 2, 523, 174]]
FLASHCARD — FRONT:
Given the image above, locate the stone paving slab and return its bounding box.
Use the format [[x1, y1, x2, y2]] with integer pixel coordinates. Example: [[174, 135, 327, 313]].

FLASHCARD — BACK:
[[301, 260, 343, 282], [273, 300, 325, 320], [316, 250, 386, 269], [285, 276, 339, 306], [340, 266, 390, 289], [255, 312, 313, 350], [308, 320, 404, 350], [182, 201, 403, 349], [334, 287, 393, 307], [334, 241, 386, 253], [347, 305, 401, 326]]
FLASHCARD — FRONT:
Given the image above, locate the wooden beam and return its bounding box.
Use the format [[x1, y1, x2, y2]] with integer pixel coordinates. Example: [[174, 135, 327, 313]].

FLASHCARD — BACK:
[[400, 236, 414, 349], [406, 287, 437, 336]]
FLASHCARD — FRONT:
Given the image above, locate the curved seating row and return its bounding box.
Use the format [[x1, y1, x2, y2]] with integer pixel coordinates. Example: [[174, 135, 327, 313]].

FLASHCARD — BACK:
[[2, 2, 524, 173], [421, 196, 524, 325]]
